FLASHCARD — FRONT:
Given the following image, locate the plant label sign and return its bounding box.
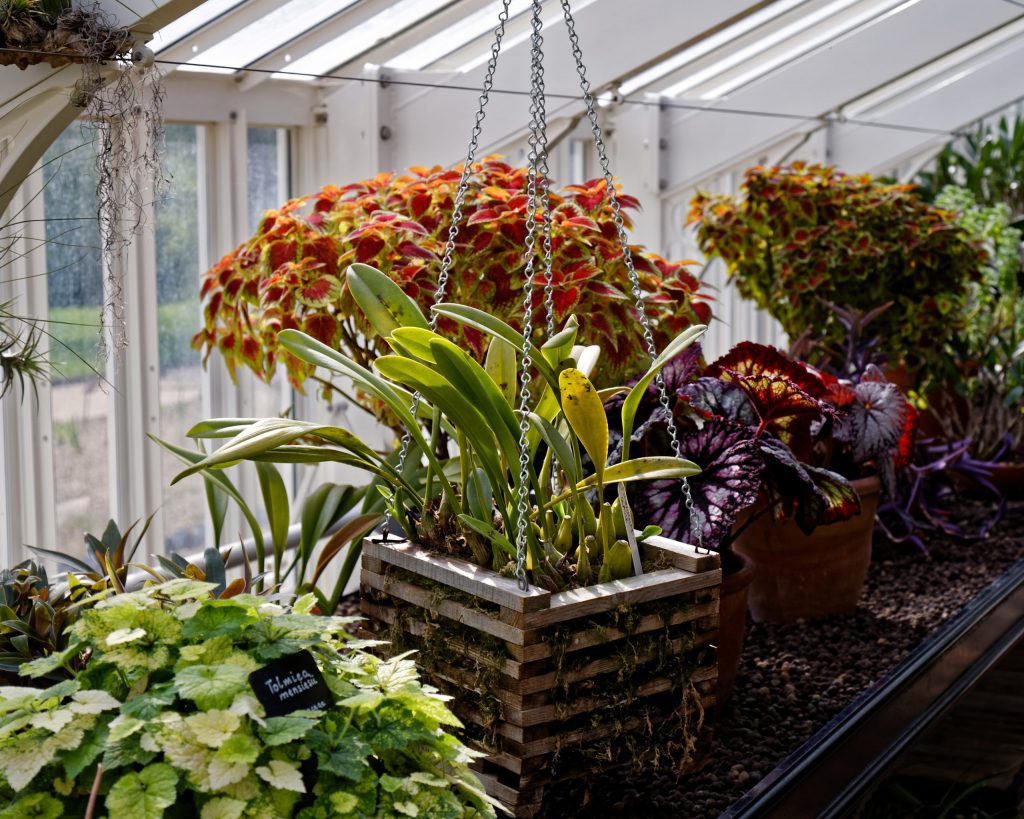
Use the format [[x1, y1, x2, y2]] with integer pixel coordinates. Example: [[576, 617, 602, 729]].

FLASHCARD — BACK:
[[249, 650, 333, 717]]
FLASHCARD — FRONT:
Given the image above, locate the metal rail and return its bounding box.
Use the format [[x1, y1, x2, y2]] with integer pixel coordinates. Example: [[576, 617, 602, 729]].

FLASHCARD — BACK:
[[722, 557, 1024, 819]]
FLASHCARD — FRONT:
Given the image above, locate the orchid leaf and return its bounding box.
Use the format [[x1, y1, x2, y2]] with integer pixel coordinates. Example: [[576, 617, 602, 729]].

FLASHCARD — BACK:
[[559, 368, 608, 487], [620, 325, 705, 460], [346, 262, 429, 338]]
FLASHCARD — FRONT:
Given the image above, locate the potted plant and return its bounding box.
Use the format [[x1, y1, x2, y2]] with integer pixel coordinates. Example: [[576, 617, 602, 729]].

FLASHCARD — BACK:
[[177, 263, 721, 816], [688, 163, 984, 385], [620, 340, 915, 635], [925, 186, 1024, 495], [0, 579, 498, 817], [194, 160, 711, 417]]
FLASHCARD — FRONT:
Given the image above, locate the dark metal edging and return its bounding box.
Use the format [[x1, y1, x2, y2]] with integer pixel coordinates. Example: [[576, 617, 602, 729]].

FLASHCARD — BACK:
[[721, 557, 1024, 819]]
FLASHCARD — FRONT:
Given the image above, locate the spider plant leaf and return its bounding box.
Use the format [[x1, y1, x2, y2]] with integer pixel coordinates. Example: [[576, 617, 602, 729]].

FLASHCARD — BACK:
[[620, 325, 706, 461], [559, 368, 608, 487], [346, 262, 429, 338]]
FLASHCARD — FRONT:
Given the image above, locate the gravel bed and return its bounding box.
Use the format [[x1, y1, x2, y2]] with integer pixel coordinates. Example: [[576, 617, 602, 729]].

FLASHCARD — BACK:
[[538, 500, 1024, 817]]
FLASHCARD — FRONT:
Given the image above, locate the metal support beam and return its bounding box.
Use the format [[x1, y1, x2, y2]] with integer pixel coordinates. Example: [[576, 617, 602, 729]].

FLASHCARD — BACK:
[[324, 66, 392, 181], [610, 97, 665, 251]]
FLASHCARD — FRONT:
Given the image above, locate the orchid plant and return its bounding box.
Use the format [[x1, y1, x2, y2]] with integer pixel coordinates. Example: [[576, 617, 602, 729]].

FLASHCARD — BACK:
[[176, 264, 704, 592]]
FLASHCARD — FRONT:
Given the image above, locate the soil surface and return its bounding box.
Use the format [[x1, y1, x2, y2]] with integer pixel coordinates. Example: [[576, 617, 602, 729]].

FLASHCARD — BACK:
[[535, 500, 1024, 818]]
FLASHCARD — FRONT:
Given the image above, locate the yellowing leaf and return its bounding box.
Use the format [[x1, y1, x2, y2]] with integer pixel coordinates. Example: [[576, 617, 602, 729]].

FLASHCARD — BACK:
[[201, 797, 247, 819], [185, 710, 241, 748], [256, 759, 306, 793], [69, 689, 121, 714], [105, 627, 146, 646], [559, 368, 608, 487]]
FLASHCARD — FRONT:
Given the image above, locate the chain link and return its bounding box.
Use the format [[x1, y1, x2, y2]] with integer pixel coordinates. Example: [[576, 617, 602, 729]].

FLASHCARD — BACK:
[[559, 0, 703, 551], [511, 0, 548, 590], [383, 0, 513, 541]]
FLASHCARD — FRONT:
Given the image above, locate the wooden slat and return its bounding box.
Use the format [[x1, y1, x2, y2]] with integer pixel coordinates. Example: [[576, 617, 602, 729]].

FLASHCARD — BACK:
[[363, 597, 720, 670], [525, 568, 721, 628], [361, 570, 525, 644], [642, 535, 721, 573], [360, 600, 525, 678], [365, 539, 552, 612]]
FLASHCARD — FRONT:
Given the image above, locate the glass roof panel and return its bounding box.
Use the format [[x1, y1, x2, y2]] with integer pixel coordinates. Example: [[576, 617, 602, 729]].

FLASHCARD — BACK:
[[385, 0, 532, 71], [673, 0, 924, 100], [618, 0, 809, 96], [278, 0, 454, 79], [182, 0, 361, 74], [151, 0, 247, 53]]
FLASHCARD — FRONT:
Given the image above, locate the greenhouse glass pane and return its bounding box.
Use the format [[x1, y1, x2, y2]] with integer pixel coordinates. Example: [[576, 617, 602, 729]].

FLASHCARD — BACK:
[[42, 126, 109, 551], [280, 0, 451, 79], [155, 125, 205, 555], [151, 0, 247, 53], [248, 127, 288, 232], [385, 0, 531, 71], [181, 0, 360, 73]]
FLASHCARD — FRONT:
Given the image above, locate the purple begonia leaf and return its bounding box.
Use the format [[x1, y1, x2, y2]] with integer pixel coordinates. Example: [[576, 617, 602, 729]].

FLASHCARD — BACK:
[[677, 377, 759, 426], [835, 380, 907, 464], [631, 418, 764, 551]]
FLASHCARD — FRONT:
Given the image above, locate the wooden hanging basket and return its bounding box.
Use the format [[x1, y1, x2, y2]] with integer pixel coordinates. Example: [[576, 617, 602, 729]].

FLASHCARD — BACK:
[[360, 535, 721, 817]]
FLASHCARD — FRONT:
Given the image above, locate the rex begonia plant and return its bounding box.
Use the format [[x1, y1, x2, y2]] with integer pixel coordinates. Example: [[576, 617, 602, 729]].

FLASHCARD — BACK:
[[614, 341, 916, 554], [194, 158, 712, 411], [0, 580, 497, 818], [178, 264, 705, 592], [688, 163, 984, 381]]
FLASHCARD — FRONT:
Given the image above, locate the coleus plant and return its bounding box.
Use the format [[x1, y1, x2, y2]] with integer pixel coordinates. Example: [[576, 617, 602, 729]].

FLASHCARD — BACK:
[[617, 341, 916, 554], [688, 163, 984, 381], [177, 264, 705, 592], [0, 580, 497, 818], [194, 159, 712, 413]]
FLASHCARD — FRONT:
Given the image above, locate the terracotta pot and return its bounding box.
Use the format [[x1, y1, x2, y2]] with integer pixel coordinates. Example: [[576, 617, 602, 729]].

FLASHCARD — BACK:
[[732, 476, 881, 624], [986, 461, 1024, 500], [715, 551, 754, 704]]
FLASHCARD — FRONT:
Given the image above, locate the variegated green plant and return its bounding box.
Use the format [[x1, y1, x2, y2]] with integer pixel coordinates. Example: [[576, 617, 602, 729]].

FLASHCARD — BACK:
[[175, 264, 704, 591], [0, 580, 496, 818]]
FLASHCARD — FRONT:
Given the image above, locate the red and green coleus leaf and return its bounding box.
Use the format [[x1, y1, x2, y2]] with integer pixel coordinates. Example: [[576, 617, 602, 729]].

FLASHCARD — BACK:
[[295, 272, 342, 308]]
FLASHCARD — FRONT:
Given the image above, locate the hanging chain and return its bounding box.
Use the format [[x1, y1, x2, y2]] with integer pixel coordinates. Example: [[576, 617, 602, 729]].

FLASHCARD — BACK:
[[559, 0, 703, 550], [511, 0, 549, 590], [383, 0, 513, 540], [534, 37, 556, 339]]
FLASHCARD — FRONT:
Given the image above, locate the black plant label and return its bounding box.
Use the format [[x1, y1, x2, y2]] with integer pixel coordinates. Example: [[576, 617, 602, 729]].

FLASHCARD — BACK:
[[249, 650, 332, 717]]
